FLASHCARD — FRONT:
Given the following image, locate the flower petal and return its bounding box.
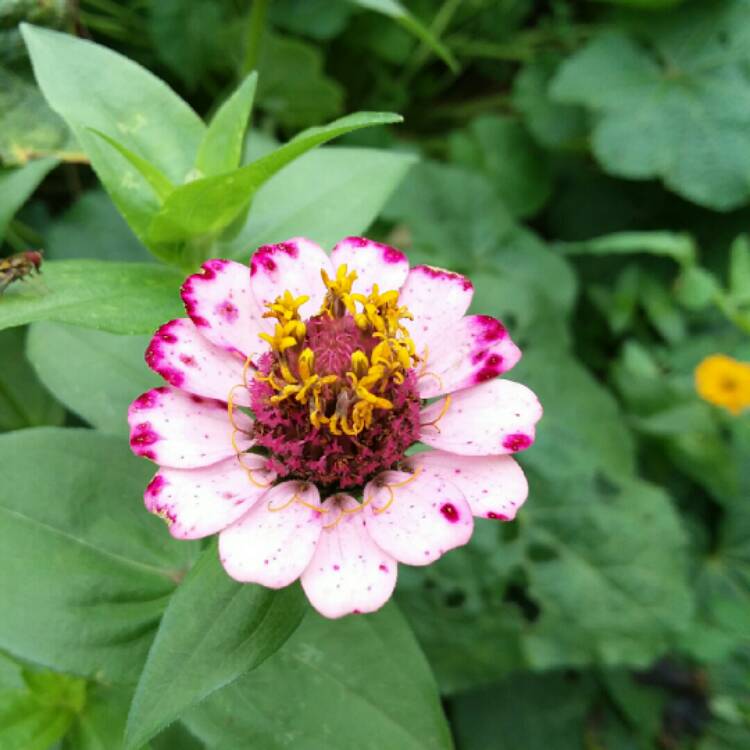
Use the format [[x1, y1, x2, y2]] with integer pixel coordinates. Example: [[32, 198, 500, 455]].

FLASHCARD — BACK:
[[399, 265, 474, 359], [250, 238, 332, 317], [409, 450, 528, 521], [417, 315, 522, 398], [219, 481, 324, 588], [363, 470, 473, 566], [419, 379, 542, 456], [180, 258, 266, 360], [144, 455, 275, 539], [145, 318, 251, 406], [301, 494, 397, 618], [128, 386, 252, 468], [330, 236, 409, 296]]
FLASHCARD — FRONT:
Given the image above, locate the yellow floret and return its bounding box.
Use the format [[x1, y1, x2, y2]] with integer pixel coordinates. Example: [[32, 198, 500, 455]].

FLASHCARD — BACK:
[[695, 354, 750, 415]]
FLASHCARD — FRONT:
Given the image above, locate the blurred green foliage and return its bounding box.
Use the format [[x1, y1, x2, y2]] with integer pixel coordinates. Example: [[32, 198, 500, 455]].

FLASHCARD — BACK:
[[0, 0, 749, 748]]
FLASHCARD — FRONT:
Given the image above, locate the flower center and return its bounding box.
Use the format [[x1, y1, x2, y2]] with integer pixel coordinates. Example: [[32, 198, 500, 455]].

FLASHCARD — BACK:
[[247, 265, 422, 489]]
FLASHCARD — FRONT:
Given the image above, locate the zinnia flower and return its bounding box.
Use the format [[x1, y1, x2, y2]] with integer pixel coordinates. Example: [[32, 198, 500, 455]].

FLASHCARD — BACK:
[[695, 353, 750, 415], [128, 237, 542, 618]]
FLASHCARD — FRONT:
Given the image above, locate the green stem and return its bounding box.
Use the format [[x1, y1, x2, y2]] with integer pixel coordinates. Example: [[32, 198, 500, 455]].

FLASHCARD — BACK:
[[714, 292, 750, 336], [405, 0, 462, 77], [242, 0, 270, 76], [9, 219, 44, 247], [4, 225, 27, 253]]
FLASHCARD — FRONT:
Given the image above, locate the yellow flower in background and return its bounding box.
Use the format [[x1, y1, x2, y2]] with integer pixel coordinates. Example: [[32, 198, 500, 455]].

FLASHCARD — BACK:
[[695, 354, 750, 415]]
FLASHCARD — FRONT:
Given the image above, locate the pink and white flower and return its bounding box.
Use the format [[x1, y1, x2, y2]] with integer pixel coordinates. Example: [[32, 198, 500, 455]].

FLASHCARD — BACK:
[[128, 237, 542, 618]]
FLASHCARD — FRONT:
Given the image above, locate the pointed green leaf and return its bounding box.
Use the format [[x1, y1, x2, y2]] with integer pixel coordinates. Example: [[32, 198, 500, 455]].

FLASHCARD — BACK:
[[124, 542, 307, 750], [147, 111, 403, 244], [196, 72, 258, 177], [184, 604, 454, 750], [0, 260, 183, 334], [220, 146, 417, 255], [88, 129, 174, 202], [21, 24, 204, 248]]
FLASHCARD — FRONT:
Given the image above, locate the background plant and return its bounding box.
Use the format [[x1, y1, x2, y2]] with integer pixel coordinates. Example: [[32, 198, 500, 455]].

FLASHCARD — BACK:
[[0, 0, 748, 748]]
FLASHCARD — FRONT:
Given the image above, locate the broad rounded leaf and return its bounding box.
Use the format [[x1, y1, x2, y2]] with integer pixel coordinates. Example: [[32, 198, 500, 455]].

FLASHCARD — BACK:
[[0, 428, 196, 683]]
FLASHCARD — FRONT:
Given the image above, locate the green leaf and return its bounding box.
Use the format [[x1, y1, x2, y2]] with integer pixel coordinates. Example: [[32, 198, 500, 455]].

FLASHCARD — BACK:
[[551, 6, 750, 210], [196, 72, 257, 177], [147, 111, 403, 244], [452, 672, 596, 750], [0, 260, 183, 334], [26, 322, 157, 435], [146, 0, 226, 91], [641, 276, 686, 344], [522, 470, 693, 669], [683, 503, 750, 663], [383, 161, 517, 263], [558, 230, 697, 265], [124, 542, 307, 750], [675, 266, 720, 311], [449, 115, 552, 219], [46, 188, 152, 262], [345, 0, 458, 71], [0, 156, 57, 238], [62, 682, 203, 750], [729, 234, 750, 306], [0, 669, 86, 750], [0, 66, 79, 166], [514, 349, 636, 482], [220, 146, 416, 256], [512, 54, 588, 150], [89, 129, 174, 201], [184, 604, 453, 750], [396, 526, 527, 694], [62, 684, 131, 750], [383, 161, 576, 348], [0, 327, 63, 431], [21, 24, 204, 246], [256, 33, 345, 131], [0, 428, 196, 683], [271, 0, 354, 41]]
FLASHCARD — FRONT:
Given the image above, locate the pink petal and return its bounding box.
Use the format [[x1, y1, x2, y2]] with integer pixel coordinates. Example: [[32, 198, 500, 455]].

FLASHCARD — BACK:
[[330, 236, 409, 296], [128, 386, 252, 468], [144, 455, 275, 539], [180, 258, 266, 360], [250, 238, 332, 318], [417, 315, 522, 398], [399, 265, 474, 359], [301, 495, 397, 618], [409, 450, 528, 521], [363, 470, 473, 566], [145, 318, 251, 406], [219, 481, 324, 588], [419, 379, 542, 456]]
